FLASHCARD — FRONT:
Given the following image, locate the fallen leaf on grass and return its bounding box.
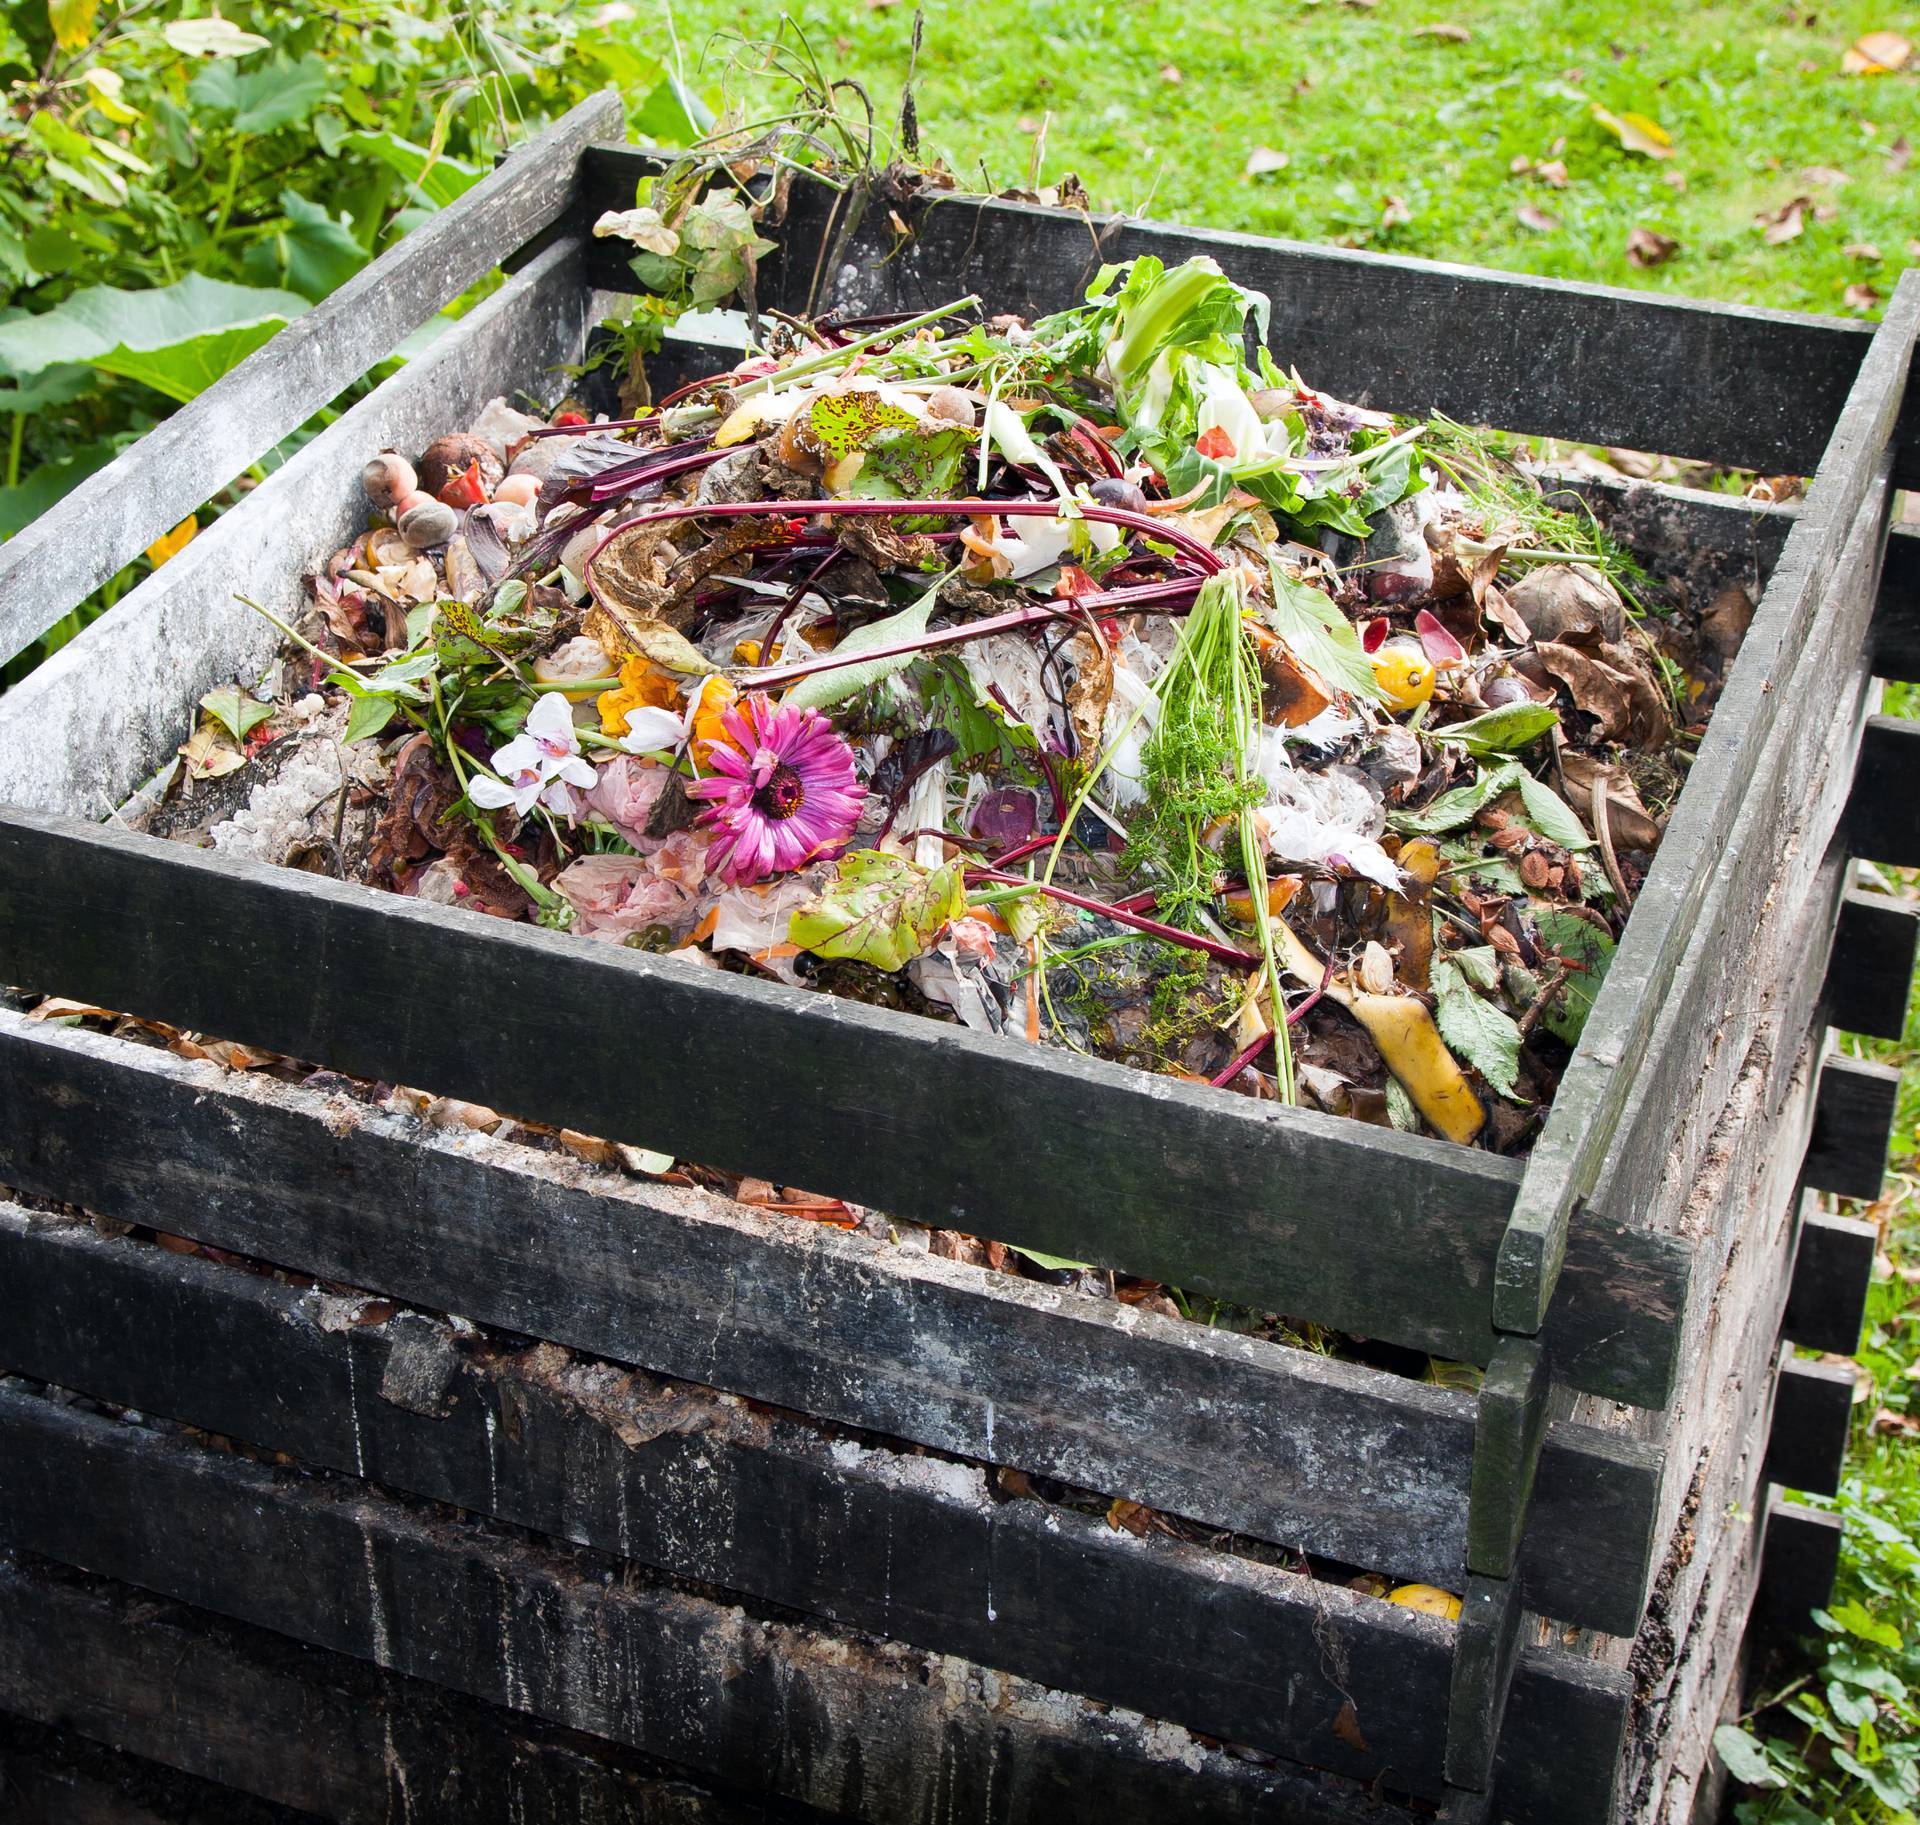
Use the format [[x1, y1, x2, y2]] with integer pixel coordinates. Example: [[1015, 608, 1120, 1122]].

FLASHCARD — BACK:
[[1244, 145, 1291, 178], [1516, 203, 1561, 232], [1871, 1407, 1920, 1435], [1845, 282, 1882, 311], [1381, 194, 1413, 228], [1590, 102, 1673, 157], [1796, 164, 1852, 188], [1160, 62, 1183, 83], [1626, 227, 1680, 266], [1887, 136, 1911, 173], [1754, 196, 1810, 244], [1842, 29, 1912, 73], [1845, 241, 1884, 261], [1533, 157, 1570, 187], [1411, 21, 1471, 40]]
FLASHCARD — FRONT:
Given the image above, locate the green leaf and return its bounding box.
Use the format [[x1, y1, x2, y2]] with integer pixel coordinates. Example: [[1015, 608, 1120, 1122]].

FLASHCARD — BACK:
[[339, 130, 483, 209], [48, 0, 98, 52], [631, 73, 716, 143], [789, 851, 968, 973], [1828, 1599, 1903, 1652], [1263, 564, 1383, 702], [0, 363, 93, 414], [1531, 910, 1615, 1048], [1390, 763, 1519, 836], [1432, 957, 1524, 1099], [342, 689, 397, 745], [1008, 1244, 1094, 1272], [783, 575, 944, 713], [0, 441, 119, 538], [243, 189, 366, 301], [1449, 944, 1502, 993], [1713, 1725, 1789, 1789], [1829, 1681, 1880, 1728], [163, 16, 271, 57], [199, 687, 273, 743], [188, 57, 329, 134], [1437, 701, 1560, 758], [0, 275, 307, 401], [1514, 772, 1593, 850]]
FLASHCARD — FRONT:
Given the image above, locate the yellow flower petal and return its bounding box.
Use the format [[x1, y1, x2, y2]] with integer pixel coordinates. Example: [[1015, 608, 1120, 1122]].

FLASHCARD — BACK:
[[144, 514, 197, 568]]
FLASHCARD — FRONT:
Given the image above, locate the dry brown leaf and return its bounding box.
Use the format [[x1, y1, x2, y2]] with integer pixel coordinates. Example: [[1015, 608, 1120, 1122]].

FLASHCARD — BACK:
[[1887, 135, 1911, 172], [1516, 202, 1561, 232], [1661, 168, 1688, 191], [1412, 21, 1471, 40], [1106, 1498, 1154, 1537], [1243, 145, 1291, 178], [1557, 751, 1664, 851], [1381, 194, 1413, 228], [1755, 196, 1810, 244], [559, 1128, 620, 1167], [1842, 29, 1912, 73], [1509, 153, 1534, 175], [1160, 61, 1182, 82], [1534, 158, 1570, 187], [178, 722, 246, 780], [1333, 1699, 1371, 1753], [1531, 640, 1669, 749], [1846, 282, 1883, 312], [1797, 163, 1852, 188], [1626, 226, 1680, 266], [1845, 241, 1884, 261], [1871, 1407, 1920, 1435], [28, 996, 122, 1022]]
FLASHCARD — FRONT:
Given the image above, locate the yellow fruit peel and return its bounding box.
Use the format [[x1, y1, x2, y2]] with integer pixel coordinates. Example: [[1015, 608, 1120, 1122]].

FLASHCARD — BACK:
[[1387, 1583, 1463, 1620]]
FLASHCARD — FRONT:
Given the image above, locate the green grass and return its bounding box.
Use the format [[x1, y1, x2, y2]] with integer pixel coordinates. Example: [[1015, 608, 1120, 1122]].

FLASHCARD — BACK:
[[661, 0, 1918, 317]]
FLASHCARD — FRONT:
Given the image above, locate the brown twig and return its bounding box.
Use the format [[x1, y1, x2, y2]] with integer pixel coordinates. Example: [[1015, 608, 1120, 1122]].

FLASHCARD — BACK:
[[1589, 770, 1632, 908]]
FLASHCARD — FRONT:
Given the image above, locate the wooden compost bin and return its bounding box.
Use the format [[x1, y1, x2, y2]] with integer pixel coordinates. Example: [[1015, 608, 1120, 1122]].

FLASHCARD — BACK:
[[1, 93, 1916, 1824]]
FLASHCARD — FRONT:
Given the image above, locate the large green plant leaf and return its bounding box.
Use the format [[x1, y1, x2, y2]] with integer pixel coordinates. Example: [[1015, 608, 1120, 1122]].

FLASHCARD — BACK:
[[338, 130, 483, 208], [0, 275, 308, 400], [0, 441, 120, 537], [189, 57, 330, 135], [242, 189, 366, 299], [789, 852, 968, 972]]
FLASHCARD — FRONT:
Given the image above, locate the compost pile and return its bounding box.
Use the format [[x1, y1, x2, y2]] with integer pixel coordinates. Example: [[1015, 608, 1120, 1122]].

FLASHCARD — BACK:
[[198, 255, 1734, 1156]]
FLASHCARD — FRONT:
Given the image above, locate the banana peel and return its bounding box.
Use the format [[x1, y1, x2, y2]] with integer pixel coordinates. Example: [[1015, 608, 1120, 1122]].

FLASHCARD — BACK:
[[1249, 919, 1486, 1145]]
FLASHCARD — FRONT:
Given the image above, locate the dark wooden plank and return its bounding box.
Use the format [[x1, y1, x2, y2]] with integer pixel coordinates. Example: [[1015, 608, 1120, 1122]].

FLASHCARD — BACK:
[[0, 235, 595, 818], [1495, 271, 1920, 1335], [1443, 1574, 1525, 1793], [1873, 524, 1920, 683], [1824, 887, 1920, 1041], [1801, 1054, 1901, 1202], [1784, 1211, 1880, 1355], [1845, 716, 1920, 868], [0, 1556, 822, 1824], [1751, 1496, 1844, 1640], [0, 1714, 314, 1825], [0, 1391, 1630, 1825], [0, 1207, 1453, 1780], [0, 1026, 1661, 1636], [1465, 1338, 1548, 1581], [0, 94, 623, 667], [579, 148, 1916, 486], [1763, 1355, 1856, 1498], [0, 813, 1686, 1408]]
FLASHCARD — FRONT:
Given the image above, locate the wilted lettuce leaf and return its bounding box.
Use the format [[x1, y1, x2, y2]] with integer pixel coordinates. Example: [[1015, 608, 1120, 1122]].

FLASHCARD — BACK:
[[789, 851, 968, 972]]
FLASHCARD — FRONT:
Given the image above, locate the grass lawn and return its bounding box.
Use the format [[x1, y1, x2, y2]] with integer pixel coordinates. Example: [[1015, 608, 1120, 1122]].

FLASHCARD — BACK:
[[660, 0, 1918, 316]]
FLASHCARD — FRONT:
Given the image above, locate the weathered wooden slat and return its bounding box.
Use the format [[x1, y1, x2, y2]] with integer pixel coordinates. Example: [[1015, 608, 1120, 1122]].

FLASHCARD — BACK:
[[1466, 1338, 1548, 1580], [1845, 716, 1920, 868], [578, 148, 1916, 487], [1824, 887, 1920, 1041], [1751, 1496, 1844, 1639], [0, 1555, 842, 1824], [0, 1714, 307, 1825], [0, 1205, 1485, 1781], [0, 813, 1687, 1410], [0, 237, 596, 818], [1801, 1053, 1900, 1201], [0, 94, 623, 668], [0, 1018, 1660, 1636], [1495, 270, 1920, 1335], [0, 1390, 1632, 1825], [1874, 523, 1920, 682], [1784, 1210, 1879, 1355], [1762, 1355, 1856, 1498], [1443, 1573, 1525, 1792]]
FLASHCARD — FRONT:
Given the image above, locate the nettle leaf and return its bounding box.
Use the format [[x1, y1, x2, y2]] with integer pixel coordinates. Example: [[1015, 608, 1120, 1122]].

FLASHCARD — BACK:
[[1514, 772, 1592, 849], [788, 851, 968, 973], [199, 687, 273, 743], [782, 575, 944, 713], [1264, 564, 1382, 701], [1432, 958, 1524, 1100], [850, 423, 972, 501], [1390, 763, 1519, 836], [1437, 701, 1560, 757], [808, 389, 918, 459], [1532, 909, 1616, 1047], [1712, 1725, 1788, 1789], [0, 274, 307, 401]]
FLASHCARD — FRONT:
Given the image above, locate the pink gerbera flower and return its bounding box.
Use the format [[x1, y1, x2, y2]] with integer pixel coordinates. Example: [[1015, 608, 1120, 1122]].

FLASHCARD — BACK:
[[686, 692, 863, 884]]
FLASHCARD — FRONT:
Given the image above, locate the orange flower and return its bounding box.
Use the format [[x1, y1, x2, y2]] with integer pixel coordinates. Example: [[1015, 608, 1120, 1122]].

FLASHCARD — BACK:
[[145, 515, 197, 568], [690, 675, 739, 763], [596, 655, 678, 737]]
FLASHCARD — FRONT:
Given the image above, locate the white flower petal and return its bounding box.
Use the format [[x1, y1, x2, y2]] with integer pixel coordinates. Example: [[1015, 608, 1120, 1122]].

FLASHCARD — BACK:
[[488, 734, 541, 778], [467, 775, 519, 810], [618, 705, 691, 753], [524, 691, 579, 748], [554, 755, 598, 790]]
